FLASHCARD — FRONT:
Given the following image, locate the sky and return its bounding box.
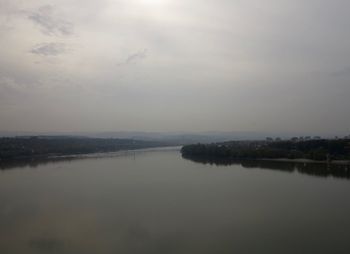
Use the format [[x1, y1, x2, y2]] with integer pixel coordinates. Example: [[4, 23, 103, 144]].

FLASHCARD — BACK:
[[0, 0, 349, 135]]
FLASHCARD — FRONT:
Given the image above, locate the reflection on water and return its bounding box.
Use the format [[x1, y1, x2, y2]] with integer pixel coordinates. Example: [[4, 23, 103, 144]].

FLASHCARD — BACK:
[[182, 154, 350, 179], [0, 157, 78, 170], [1, 149, 350, 254], [29, 237, 65, 252], [0, 147, 181, 171]]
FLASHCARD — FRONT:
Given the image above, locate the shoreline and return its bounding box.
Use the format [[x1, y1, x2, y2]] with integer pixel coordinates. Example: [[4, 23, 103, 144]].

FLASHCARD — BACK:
[[260, 158, 350, 165], [0, 145, 181, 163]]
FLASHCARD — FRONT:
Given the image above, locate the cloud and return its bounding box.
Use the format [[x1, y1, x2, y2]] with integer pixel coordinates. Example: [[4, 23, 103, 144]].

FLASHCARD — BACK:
[[330, 67, 350, 77], [118, 49, 148, 66], [28, 5, 73, 36], [30, 43, 66, 56], [0, 77, 28, 105], [0, 77, 25, 92], [1, 0, 350, 134]]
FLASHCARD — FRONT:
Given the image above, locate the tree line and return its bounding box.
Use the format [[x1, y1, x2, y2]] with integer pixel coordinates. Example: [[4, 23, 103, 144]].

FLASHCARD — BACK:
[[0, 136, 167, 160], [181, 139, 350, 161]]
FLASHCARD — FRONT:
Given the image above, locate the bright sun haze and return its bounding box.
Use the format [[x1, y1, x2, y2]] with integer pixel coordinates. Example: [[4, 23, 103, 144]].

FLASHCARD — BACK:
[[0, 0, 349, 136]]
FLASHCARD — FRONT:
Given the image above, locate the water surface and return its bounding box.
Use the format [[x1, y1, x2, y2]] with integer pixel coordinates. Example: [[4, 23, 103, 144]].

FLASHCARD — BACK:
[[1, 148, 350, 254]]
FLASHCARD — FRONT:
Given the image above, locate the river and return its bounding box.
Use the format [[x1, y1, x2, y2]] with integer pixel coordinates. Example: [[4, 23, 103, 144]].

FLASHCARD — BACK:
[[0, 148, 350, 254]]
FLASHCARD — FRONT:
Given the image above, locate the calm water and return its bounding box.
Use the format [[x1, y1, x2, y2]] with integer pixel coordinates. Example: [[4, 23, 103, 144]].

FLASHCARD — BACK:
[[1, 148, 350, 254]]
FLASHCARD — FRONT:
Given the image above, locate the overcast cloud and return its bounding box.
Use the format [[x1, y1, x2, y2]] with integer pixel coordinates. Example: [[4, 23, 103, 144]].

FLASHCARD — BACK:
[[0, 0, 349, 134]]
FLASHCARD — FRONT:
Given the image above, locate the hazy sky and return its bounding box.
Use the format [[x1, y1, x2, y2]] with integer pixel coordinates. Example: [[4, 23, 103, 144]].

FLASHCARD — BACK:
[[1, 0, 349, 134]]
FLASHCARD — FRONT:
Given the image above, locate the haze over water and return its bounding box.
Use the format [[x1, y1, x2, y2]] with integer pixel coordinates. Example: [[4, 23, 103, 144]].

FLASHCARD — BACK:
[[1, 148, 350, 254]]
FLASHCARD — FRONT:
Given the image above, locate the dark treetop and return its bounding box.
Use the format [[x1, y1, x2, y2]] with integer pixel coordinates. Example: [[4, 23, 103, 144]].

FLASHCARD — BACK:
[[181, 139, 350, 162]]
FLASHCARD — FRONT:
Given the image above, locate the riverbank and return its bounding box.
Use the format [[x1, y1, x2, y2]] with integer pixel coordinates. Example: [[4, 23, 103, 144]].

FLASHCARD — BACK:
[[181, 139, 350, 162], [0, 136, 172, 161], [0, 146, 182, 170], [262, 158, 350, 165]]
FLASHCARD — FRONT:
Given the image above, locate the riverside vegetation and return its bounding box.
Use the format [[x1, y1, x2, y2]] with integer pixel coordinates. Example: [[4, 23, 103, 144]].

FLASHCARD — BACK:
[[0, 136, 168, 161], [181, 138, 350, 162]]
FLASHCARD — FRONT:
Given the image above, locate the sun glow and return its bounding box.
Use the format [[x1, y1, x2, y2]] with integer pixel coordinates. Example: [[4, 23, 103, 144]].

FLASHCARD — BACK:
[[135, 0, 173, 18], [138, 0, 169, 5]]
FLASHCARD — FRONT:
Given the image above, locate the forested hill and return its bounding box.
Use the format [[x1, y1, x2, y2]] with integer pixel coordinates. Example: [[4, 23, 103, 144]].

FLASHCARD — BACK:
[[0, 136, 169, 161], [181, 139, 350, 162]]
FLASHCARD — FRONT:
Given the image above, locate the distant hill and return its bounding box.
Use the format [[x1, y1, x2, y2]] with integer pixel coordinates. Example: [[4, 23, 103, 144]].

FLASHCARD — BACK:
[[1, 131, 347, 145]]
